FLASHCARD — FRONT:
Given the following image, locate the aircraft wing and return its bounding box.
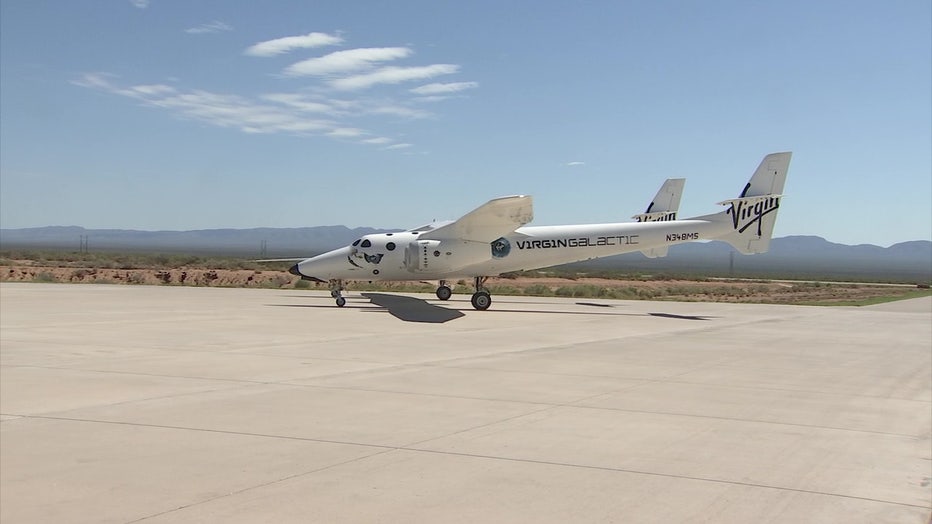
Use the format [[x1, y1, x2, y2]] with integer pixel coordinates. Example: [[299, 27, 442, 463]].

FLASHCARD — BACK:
[[419, 195, 533, 242]]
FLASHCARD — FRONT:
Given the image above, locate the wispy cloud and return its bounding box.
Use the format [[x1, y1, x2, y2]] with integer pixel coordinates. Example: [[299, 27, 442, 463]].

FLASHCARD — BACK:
[[261, 93, 338, 114], [245, 32, 343, 57], [75, 32, 478, 151], [262, 93, 430, 119], [186, 21, 233, 35], [410, 81, 478, 96], [368, 104, 430, 119], [73, 72, 119, 90], [331, 64, 459, 91], [126, 84, 176, 97], [284, 47, 410, 77], [327, 128, 366, 138], [130, 0, 149, 9], [75, 73, 335, 135], [565, 161, 585, 166]]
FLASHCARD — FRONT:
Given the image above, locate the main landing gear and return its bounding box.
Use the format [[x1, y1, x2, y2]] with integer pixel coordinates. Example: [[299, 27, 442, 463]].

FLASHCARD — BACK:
[[437, 277, 492, 311], [329, 279, 346, 307], [328, 279, 492, 310], [470, 277, 492, 311], [436, 281, 453, 301], [434, 278, 492, 310]]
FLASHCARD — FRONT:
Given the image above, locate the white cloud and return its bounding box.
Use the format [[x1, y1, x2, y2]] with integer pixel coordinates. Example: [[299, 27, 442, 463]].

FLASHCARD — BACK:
[[410, 81, 478, 95], [77, 75, 337, 135], [565, 161, 585, 166], [284, 47, 410, 77], [245, 32, 343, 57], [331, 64, 459, 91], [362, 137, 392, 145], [368, 105, 430, 119], [327, 128, 366, 138], [261, 93, 336, 114], [186, 21, 233, 35], [74, 34, 473, 152], [130, 0, 149, 9], [126, 84, 177, 97], [72, 72, 118, 90], [413, 95, 453, 103]]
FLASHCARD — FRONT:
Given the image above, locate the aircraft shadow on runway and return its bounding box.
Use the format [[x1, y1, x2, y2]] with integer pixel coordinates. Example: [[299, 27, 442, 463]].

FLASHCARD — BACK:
[[267, 294, 463, 323], [271, 294, 714, 323], [647, 312, 711, 321], [360, 293, 465, 323]]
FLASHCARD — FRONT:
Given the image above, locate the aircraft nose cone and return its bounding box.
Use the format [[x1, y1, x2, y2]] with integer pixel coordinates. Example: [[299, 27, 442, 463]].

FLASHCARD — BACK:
[[288, 262, 326, 283]]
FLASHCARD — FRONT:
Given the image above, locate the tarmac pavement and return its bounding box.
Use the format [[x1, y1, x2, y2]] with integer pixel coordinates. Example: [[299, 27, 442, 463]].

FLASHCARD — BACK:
[[1, 283, 930, 523]]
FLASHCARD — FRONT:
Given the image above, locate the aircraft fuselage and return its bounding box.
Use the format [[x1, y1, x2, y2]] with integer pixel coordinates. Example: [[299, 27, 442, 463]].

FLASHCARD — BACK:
[[288, 152, 791, 310], [293, 216, 728, 283]]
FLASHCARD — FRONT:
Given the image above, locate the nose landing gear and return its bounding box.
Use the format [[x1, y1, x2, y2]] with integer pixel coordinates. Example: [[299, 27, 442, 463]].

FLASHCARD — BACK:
[[329, 279, 346, 307]]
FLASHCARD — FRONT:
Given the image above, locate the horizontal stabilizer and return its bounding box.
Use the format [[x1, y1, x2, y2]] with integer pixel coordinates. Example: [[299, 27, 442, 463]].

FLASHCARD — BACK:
[[633, 211, 677, 223], [716, 194, 784, 209]]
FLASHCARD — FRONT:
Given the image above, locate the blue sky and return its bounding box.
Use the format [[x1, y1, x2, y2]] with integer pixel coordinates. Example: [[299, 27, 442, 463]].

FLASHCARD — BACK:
[[1, 1, 929, 247]]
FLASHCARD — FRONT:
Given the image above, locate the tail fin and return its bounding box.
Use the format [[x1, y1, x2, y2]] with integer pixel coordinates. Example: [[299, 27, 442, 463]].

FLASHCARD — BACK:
[[714, 152, 792, 254], [634, 178, 685, 258], [632, 178, 685, 223]]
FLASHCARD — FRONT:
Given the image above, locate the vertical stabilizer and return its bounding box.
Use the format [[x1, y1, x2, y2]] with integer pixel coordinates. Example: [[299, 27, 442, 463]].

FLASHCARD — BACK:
[[632, 178, 686, 223], [713, 152, 792, 254], [634, 178, 686, 257]]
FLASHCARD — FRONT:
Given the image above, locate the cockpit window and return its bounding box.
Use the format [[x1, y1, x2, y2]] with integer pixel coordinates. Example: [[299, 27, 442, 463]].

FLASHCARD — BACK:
[[352, 239, 361, 246], [361, 239, 372, 248]]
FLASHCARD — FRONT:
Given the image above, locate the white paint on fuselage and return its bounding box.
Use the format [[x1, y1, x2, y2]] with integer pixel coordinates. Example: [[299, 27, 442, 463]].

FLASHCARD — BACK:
[[295, 214, 731, 282]]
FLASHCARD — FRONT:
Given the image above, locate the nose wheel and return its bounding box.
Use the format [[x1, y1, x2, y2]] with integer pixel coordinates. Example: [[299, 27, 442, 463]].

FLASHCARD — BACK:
[[470, 277, 492, 310], [329, 279, 346, 307]]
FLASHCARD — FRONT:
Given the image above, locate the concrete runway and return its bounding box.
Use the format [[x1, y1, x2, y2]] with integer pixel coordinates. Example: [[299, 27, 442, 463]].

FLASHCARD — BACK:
[[1, 283, 930, 523]]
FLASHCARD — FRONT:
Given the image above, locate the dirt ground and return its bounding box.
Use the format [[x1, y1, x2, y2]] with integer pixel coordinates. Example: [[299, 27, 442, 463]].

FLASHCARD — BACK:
[[2, 260, 926, 305]]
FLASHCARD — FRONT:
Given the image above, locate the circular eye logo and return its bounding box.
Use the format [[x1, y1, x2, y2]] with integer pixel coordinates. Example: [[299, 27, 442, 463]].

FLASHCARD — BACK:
[[491, 237, 511, 259]]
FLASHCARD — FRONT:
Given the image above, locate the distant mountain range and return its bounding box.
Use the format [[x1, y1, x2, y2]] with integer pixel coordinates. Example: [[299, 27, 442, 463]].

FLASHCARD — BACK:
[[1, 226, 929, 282], [0, 225, 392, 257], [573, 236, 931, 282]]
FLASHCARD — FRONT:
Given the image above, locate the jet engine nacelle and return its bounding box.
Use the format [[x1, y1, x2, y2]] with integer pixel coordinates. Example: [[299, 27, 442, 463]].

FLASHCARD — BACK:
[[404, 239, 491, 273]]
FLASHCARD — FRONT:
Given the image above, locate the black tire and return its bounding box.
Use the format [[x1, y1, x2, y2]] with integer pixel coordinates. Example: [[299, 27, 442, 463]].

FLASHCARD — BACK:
[[470, 291, 492, 311], [436, 285, 453, 301], [336, 297, 346, 307]]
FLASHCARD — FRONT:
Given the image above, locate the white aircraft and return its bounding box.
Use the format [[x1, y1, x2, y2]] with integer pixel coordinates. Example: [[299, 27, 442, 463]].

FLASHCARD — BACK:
[[289, 152, 791, 310]]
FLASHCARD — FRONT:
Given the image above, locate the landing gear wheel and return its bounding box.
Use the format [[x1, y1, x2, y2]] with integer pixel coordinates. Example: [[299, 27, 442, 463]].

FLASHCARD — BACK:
[[471, 291, 492, 311], [436, 285, 453, 301], [328, 279, 346, 307]]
